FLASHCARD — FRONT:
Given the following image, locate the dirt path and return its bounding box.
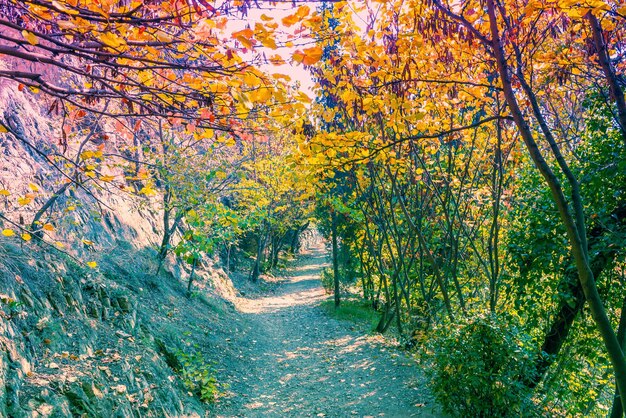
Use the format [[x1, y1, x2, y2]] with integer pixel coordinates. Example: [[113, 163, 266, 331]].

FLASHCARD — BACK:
[[212, 244, 441, 417]]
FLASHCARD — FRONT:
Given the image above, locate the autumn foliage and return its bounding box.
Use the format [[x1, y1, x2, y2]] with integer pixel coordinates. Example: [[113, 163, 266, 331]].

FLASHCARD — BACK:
[[1, 0, 626, 415]]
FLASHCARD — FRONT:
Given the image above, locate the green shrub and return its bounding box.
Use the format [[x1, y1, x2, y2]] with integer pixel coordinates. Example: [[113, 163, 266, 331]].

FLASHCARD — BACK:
[[175, 349, 221, 403], [425, 314, 537, 417], [320, 267, 335, 294], [320, 266, 353, 295]]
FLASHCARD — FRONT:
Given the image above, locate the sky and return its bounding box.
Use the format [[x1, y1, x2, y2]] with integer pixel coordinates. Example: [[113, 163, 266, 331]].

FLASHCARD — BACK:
[[225, 3, 321, 94]]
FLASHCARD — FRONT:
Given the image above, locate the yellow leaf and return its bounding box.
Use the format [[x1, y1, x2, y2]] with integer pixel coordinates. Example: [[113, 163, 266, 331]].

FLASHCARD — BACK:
[[155, 32, 173, 43], [236, 35, 253, 49], [82, 239, 94, 245], [0, 124, 7, 133], [139, 186, 156, 196], [292, 50, 305, 64], [52, 0, 79, 15], [86, 261, 98, 269], [0, 189, 10, 196], [99, 32, 126, 49], [232, 28, 254, 48], [260, 36, 277, 50], [137, 168, 149, 179], [251, 88, 272, 103], [297, 91, 312, 104], [43, 223, 55, 232], [28, 183, 39, 192], [99, 175, 115, 182], [2, 229, 15, 237], [272, 73, 291, 82], [22, 30, 38, 46], [18, 196, 32, 206], [55, 241, 65, 248], [282, 5, 311, 27], [84, 171, 96, 178], [66, 205, 76, 211], [21, 233, 32, 241], [296, 5, 311, 18], [269, 55, 285, 65]]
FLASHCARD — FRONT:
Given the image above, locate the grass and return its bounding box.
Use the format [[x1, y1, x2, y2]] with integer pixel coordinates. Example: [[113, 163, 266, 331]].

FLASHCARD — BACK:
[[320, 298, 381, 331]]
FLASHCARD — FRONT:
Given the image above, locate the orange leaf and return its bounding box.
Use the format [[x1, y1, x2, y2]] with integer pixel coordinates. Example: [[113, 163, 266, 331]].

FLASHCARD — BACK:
[[282, 14, 300, 27], [302, 46, 323, 65], [232, 28, 253, 40]]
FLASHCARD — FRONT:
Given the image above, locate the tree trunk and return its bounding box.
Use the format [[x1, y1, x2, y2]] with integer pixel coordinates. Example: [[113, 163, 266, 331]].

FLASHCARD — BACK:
[[250, 223, 268, 282], [331, 210, 340, 307], [186, 257, 197, 298], [271, 233, 285, 269], [526, 271, 585, 388], [375, 303, 395, 333], [610, 295, 626, 418], [30, 182, 70, 238]]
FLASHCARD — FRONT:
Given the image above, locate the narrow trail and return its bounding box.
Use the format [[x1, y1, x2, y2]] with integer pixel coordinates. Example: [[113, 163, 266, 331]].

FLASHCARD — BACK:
[[213, 244, 440, 417]]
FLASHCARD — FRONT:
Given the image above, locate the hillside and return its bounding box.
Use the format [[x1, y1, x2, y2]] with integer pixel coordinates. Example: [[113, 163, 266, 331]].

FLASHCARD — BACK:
[[0, 80, 228, 416]]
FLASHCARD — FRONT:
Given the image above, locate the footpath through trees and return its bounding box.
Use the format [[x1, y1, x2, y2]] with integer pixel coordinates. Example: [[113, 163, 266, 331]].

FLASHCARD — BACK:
[[212, 242, 441, 417]]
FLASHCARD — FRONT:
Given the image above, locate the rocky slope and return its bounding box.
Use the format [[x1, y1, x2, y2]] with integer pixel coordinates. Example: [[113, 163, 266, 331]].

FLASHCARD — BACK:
[[0, 76, 243, 417], [0, 240, 241, 417]]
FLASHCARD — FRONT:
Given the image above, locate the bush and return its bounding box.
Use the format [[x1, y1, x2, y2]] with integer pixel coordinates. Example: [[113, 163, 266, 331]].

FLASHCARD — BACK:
[[175, 349, 221, 403], [320, 266, 354, 295], [425, 314, 537, 417], [320, 267, 335, 294]]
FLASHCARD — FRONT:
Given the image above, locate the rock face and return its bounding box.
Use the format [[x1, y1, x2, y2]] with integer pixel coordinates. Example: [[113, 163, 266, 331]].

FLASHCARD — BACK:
[[0, 76, 235, 417]]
